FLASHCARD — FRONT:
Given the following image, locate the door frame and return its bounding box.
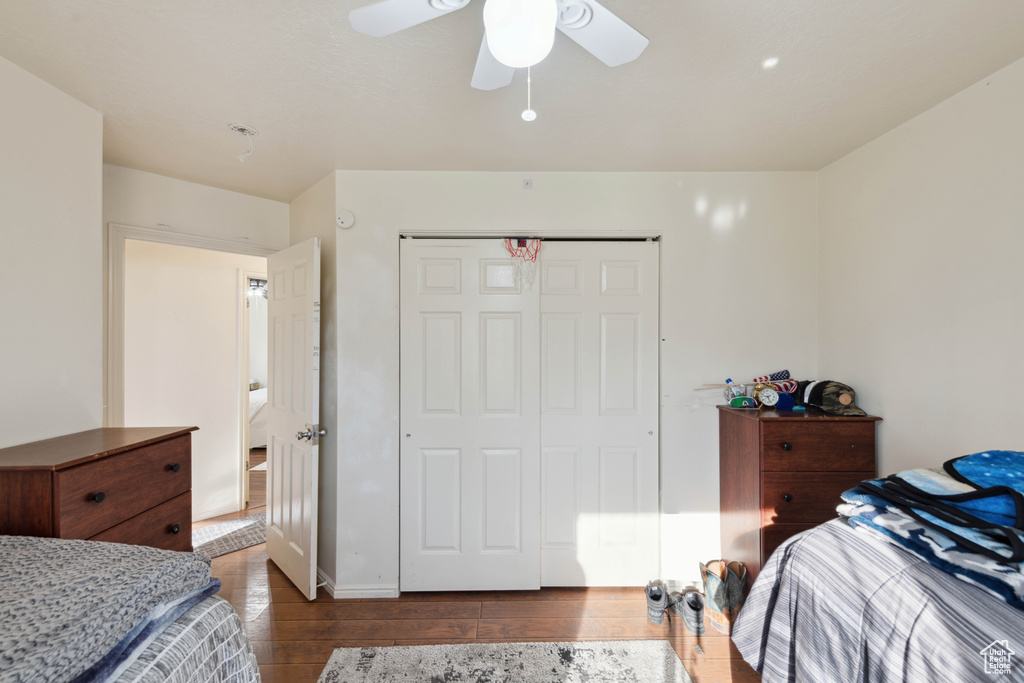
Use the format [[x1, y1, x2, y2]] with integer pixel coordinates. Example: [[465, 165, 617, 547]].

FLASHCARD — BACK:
[[396, 230, 663, 588], [239, 269, 268, 509], [106, 223, 276, 513]]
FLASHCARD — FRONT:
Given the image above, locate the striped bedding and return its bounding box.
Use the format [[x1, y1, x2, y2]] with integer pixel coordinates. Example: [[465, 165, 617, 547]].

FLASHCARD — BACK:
[[0, 535, 259, 683], [113, 596, 259, 683], [732, 519, 1024, 682]]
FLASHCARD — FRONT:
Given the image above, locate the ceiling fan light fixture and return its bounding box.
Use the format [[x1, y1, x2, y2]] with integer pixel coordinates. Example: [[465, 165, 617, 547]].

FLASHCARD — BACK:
[[558, 1, 592, 30], [428, 0, 470, 11], [483, 0, 557, 68]]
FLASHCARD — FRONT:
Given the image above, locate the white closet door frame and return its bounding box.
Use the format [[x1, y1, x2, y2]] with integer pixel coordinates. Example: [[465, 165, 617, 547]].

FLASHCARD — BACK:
[[399, 234, 661, 591]]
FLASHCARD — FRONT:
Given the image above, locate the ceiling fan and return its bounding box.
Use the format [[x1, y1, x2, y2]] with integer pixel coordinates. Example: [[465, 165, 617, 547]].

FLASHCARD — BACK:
[[349, 0, 649, 91]]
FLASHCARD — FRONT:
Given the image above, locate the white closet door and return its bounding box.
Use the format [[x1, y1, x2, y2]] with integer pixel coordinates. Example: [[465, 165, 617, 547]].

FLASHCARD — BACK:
[[539, 241, 660, 586], [400, 239, 541, 591]]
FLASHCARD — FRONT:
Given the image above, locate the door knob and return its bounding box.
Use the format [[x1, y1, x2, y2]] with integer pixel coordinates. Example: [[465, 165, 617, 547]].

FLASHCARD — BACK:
[[296, 424, 327, 442]]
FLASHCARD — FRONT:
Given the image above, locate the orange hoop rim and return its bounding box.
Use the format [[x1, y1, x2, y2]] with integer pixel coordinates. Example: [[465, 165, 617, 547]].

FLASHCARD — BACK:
[[504, 238, 541, 262]]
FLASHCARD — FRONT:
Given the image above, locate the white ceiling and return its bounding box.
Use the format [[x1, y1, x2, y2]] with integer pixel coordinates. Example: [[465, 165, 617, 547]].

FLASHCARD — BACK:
[[2, 1, 1023, 202]]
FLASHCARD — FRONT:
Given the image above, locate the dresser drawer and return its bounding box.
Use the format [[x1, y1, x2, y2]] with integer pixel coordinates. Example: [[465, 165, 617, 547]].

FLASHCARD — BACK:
[[56, 435, 192, 539], [89, 492, 192, 552], [761, 471, 867, 525], [761, 422, 875, 472]]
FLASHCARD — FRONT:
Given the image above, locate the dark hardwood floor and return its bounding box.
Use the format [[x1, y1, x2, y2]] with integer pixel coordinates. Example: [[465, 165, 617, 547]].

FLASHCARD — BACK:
[[248, 447, 266, 510], [198, 448, 758, 682], [202, 533, 760, 682]]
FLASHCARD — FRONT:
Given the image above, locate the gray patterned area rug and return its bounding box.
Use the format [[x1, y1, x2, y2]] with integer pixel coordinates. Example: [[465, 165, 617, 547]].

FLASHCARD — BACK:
[[192, 512, 266, 558], [317, 640, 693, 683]]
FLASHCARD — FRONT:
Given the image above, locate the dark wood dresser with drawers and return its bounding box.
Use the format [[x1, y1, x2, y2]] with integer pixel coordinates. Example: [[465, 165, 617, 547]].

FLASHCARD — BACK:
[[718, 406, 880, 583], [0, 427, 196, 551]]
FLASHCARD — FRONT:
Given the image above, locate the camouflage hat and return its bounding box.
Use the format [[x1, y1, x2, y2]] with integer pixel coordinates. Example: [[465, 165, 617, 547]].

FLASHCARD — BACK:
[[806, 380, 866, 417]]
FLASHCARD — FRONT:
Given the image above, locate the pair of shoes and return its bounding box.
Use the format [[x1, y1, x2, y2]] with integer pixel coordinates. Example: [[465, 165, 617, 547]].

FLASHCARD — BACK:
[[700, 560, 748, 635], [669, 589, 706, 636], [645, 580, 669, 625]]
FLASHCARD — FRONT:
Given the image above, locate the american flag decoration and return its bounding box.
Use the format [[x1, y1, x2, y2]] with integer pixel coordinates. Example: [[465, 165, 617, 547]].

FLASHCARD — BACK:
[[753, 370, 790, 383], [769, 379, 799, 394]]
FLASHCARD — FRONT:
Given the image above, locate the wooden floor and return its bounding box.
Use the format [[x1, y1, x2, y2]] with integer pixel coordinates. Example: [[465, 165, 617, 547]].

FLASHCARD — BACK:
[[248, 447, 266, 509], [201, 527, 760, 682], [199, 450, 758, 682]]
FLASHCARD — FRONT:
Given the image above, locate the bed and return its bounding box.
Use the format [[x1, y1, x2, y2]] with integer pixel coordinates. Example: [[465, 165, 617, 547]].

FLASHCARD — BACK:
[[733, 452, 1024, 682], [248, 387, 268, 449], [0, 535, 260, 683]]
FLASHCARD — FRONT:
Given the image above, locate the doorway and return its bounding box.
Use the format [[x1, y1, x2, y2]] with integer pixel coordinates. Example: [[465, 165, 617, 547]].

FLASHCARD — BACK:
[[243, 274, 268, 511], [118, 234, 268, 521]]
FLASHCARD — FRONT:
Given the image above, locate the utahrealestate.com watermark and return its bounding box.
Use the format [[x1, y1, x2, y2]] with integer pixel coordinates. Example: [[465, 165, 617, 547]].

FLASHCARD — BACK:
[[980, 640, 1015, 675]]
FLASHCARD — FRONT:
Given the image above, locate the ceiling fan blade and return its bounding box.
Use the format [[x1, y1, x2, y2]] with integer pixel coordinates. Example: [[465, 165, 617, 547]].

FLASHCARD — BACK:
[[556, 0, 649, 67], [471, 36, 515, 90], [349, 0, 468, 38]]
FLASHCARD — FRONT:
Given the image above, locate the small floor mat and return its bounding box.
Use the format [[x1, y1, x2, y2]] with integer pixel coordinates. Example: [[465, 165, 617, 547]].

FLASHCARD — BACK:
[[192, 512, 266, 558]]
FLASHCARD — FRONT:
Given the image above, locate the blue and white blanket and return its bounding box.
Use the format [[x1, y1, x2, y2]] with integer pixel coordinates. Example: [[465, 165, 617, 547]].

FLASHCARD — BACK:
[[0, 535, 215, 683], [838, 450, 1024, 609]]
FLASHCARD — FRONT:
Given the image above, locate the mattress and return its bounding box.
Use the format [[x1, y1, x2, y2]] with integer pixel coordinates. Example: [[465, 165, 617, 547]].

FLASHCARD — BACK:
[[733, 519, 1024, 682], [249, 388, 268, 449], [0, 535, 259, 683], [113, 596, 259, 683]]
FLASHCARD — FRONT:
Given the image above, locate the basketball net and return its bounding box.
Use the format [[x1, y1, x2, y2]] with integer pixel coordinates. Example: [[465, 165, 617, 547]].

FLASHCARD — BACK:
[[504, 238, 541, 288]]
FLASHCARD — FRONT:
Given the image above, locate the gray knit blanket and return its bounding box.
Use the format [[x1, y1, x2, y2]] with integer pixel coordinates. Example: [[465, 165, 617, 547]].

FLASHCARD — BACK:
[[0, 535, 212, 683]]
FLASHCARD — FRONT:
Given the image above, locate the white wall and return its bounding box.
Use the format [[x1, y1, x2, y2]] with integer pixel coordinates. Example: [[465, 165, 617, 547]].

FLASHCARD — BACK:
[[0, 56, 103, 448], [326, 170, 819, 594], [104, 165, 290, 250], [123, 239, 266, 520], [103, 165, 289, 424], [818, 56, 1024, 475], [248, 293, 268, 388], [288, 173, 340, 585]]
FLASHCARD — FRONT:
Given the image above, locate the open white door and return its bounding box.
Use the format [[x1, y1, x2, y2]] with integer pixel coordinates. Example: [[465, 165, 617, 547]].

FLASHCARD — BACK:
[[266, 238, 321, 600]]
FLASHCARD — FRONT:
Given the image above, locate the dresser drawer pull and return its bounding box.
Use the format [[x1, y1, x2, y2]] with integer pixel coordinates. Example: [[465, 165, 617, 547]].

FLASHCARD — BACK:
[[92, 492, 106, 503], [783, 494, 793, 503], [782, 442, 792, 451], [169, 463, 181, 473], [170, 524, 181, 535]]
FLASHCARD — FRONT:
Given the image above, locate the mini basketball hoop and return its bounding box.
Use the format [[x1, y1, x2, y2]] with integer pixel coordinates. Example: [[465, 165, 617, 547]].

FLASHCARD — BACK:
[[504, 238, 541, 287]]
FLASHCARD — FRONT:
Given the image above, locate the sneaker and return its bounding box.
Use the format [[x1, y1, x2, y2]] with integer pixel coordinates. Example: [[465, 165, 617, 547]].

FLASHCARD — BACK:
[[645, 580, 669, 625], [669, 589, 705, 636]]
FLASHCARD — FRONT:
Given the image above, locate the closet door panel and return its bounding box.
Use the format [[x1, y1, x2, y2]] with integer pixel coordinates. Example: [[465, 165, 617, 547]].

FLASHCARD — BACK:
[[400, 239, 540, 591]]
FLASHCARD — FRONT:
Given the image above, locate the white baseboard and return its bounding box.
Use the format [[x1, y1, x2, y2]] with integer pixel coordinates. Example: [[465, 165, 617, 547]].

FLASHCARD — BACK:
[[317, 569, 400, 599], [315, 567, 336, 596], [193, 502, 243, 523], [334, 585, 400, 599]]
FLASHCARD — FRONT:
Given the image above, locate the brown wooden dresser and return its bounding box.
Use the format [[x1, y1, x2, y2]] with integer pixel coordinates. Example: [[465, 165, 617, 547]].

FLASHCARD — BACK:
[[718, 406, 880, 583], [0, 427, 197, 552]]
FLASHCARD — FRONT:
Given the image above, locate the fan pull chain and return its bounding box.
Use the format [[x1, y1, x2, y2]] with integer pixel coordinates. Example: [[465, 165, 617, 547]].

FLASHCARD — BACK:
[[522, 67, 537, 122]]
